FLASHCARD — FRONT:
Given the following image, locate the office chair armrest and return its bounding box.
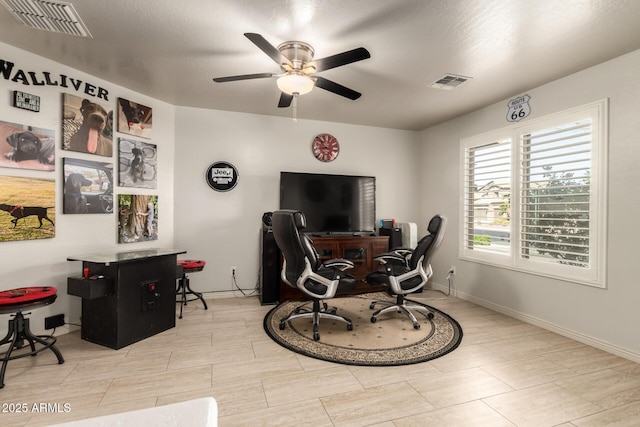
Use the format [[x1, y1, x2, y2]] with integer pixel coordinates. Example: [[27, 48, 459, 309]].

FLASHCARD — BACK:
[[391, 248, 414, 257], [323, 258, 355, 271], [372, 252, 406, 264]]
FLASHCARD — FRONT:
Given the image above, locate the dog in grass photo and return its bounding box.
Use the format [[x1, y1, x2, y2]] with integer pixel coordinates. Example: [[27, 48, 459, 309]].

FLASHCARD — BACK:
[[0, 203, 55, 228], [0, 176, 55, 242]]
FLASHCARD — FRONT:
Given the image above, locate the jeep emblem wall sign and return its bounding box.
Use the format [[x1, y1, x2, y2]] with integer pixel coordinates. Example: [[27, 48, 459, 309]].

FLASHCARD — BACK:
[[206, 161, 239, 191]]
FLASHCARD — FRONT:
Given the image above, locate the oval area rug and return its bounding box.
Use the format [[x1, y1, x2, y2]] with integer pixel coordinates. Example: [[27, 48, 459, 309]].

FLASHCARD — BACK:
[[263, 292, 463, 366]]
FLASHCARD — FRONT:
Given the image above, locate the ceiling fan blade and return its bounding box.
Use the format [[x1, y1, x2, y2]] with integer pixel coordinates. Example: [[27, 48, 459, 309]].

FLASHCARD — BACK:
[[313, 47, 371, 72], [278, 93, 294, 108], [213, 73, 275, 83], [314, 76, 362, 100], [244, 33, 293, 68]]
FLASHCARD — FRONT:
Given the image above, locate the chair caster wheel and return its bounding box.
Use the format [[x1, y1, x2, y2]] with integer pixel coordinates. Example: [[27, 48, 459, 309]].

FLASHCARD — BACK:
[[313, 332, 320, 341], [413, 323, 421, 330], [370, 316, 377, 323], [347, 324, 353, 331], [329, 308, 337, 315], [369, 303, 376, 310], [279, 321, 286, 330], [427, 312, 434, 319], [322, 302, 328, 311]]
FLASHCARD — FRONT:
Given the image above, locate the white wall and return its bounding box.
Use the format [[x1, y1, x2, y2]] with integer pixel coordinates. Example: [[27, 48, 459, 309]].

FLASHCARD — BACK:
[[174, 107, 420, 294], [419, 49, 640, 360], [3, 39, 639, 362], [0, 42, 176, 335]]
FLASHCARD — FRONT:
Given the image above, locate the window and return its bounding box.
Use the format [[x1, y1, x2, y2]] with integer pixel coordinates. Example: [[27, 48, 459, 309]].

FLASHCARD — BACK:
[[460, 100, 608, 287]]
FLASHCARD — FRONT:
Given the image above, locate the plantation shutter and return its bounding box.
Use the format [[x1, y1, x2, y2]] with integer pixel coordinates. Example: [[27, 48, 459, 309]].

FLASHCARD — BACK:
[[519, 119, 592, 268], [463, 140, 512, 254]]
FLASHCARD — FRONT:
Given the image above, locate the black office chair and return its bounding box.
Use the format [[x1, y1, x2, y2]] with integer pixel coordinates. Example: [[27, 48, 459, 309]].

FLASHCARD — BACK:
[[271, 210, 355, 341], [366, 214, 446, 329]]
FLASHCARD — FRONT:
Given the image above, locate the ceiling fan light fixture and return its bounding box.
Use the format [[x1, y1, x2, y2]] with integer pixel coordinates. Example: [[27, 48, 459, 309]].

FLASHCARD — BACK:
[[277, 73, 315, 96]]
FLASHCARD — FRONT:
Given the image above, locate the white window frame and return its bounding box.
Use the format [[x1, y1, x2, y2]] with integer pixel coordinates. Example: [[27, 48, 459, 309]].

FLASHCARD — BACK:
[[459, 99, 608, 288]]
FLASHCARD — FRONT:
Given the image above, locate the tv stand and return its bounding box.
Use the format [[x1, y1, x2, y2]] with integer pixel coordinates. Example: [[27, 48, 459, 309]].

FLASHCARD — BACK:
[[278, 234, 389, 301]]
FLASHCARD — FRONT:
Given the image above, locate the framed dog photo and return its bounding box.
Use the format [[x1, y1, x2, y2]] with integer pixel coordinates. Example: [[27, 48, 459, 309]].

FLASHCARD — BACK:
[[0, 120, 55, 171], [118, 138, 157, 189], [0, 175, 55, 242], [63, 158, 114, 214], [117, 98, 152, 139], [118, 194, 158, 243], [62, 93, 113, 157]]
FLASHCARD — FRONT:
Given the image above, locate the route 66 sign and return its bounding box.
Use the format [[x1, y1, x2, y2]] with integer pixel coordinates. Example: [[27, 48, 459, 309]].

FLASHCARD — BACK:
[[507, 94, 531, 122]]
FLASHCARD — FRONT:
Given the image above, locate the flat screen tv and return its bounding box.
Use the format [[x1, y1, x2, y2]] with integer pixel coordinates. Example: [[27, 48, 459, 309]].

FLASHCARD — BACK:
[[279, 171, 376, 234]]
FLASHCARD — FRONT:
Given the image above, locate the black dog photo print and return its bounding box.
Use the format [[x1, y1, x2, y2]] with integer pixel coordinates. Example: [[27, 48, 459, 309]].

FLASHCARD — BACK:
[[118, 138, 157, 189], [62, 158, 114, 215], [0, 120, 55, 171], [117, 98, 152, 139], [62, 93, 113, 157]]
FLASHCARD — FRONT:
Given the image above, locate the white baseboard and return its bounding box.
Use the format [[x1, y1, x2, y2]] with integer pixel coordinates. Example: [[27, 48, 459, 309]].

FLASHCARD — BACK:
[[23, 323, 80, 339], [52, 323, 81, 336], [28, 293, 252, 338], [203, 290, 259, 300], [427, 281, 640, 364]]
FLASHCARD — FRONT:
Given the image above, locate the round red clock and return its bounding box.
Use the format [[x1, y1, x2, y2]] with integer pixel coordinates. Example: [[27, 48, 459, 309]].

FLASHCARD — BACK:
[[311, 133, 340, 162]]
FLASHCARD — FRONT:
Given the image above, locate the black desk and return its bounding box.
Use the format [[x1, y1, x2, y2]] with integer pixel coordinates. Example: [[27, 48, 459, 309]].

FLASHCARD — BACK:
[[67, 248, 186, 349]]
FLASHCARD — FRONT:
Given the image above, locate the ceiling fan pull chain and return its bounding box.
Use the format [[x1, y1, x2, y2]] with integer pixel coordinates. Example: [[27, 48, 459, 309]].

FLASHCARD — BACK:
[[292, 93, 298, 122]]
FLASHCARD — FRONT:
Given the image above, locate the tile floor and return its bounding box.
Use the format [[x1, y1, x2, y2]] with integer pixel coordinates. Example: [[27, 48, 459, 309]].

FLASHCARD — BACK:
[[1, 292, 640, 426]]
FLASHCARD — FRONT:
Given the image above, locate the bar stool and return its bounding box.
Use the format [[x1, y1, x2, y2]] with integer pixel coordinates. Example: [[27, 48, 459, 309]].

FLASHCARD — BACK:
[[176, 260, 208, 319], [0, 286, 65, 388]]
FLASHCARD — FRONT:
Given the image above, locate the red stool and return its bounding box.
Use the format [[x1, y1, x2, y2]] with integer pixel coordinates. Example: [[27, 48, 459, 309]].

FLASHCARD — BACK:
[[0, 286, 64, 388], [176, 260, 208, 319]]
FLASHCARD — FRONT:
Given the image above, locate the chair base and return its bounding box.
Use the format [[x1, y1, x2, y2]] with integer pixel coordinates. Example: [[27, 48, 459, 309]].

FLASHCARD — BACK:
[[0, 311, 65, 388], [279, 299, 352, 341], [370, 294, 434, 329], [176, 273, 208, 319]]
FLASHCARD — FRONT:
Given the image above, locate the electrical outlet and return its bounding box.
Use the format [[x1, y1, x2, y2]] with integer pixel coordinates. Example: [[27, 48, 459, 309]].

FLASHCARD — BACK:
[[231, 266, 237, 277], [44, 314, 65, 329], [448, 266, 456, 275]]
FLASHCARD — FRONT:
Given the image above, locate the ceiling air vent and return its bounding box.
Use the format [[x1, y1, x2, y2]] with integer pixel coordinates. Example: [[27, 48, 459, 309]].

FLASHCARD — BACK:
[[2, 0, 92, 37], [429, 74, 471, 90]]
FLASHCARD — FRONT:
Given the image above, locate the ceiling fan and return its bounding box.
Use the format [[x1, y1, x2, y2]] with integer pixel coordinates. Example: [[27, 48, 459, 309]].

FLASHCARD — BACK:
[[213, 33, 371, 108]]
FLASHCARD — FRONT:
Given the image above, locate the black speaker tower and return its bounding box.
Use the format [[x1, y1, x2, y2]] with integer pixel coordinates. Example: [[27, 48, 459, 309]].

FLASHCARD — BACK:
[[379, 227, 403, 249], [260, 214, 280, 305]]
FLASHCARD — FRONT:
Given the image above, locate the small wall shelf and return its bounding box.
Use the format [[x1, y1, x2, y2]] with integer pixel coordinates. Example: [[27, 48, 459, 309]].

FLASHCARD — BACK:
[[67, 276, 113, 299]]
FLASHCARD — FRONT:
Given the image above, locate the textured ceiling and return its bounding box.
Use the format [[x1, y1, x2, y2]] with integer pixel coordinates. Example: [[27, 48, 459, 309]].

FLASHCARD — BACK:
[[2, 0, 640, 130]]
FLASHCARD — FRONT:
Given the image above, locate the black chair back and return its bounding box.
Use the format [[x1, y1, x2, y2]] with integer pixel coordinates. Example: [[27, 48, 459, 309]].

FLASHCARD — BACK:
[[272, 210, 318, 287], [271, 210, 354, 340], [408, 214, 446, 270]]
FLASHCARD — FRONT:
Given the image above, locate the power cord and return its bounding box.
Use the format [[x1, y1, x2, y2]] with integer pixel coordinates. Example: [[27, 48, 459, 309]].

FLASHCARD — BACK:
[[444, 271, 453, 296], [231, 269, 259, 297], [423, 271, 453, 299]]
